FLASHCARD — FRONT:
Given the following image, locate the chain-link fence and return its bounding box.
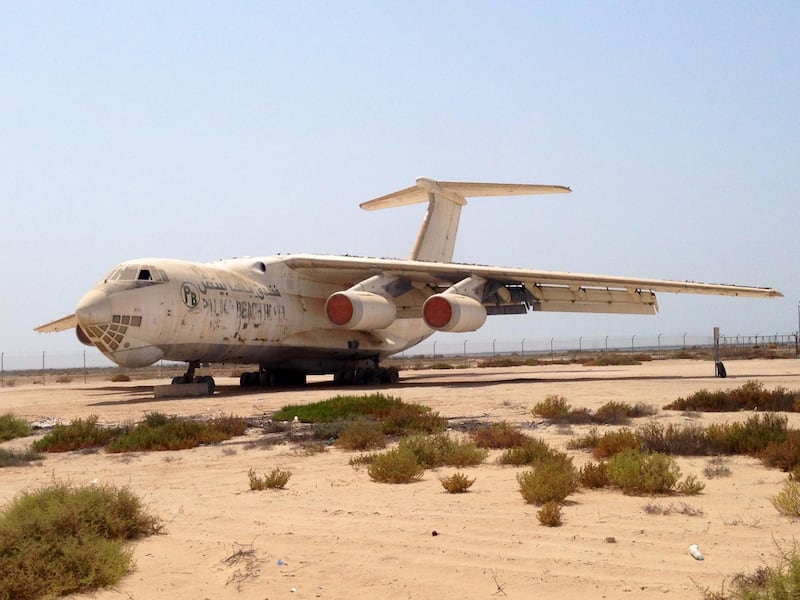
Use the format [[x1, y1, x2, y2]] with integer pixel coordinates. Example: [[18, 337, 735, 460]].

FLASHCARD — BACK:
[[1, 331, 798, 386]]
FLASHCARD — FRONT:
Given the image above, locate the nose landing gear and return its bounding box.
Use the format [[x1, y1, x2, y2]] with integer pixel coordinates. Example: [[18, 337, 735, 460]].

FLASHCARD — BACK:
[[171, 361, 216, 395]]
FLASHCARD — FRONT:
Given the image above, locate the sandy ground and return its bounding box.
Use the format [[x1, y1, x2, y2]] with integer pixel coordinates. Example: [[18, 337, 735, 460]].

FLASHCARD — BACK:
[[2, 358, 800, 600]]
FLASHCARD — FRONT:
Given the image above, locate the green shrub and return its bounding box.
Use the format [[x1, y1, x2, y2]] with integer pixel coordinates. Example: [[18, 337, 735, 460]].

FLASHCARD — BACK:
[[532, 395, 571, 420], [381, 404, 447, 436], [772, 480, 800, 518], [720, 547, 800, 599], [0, 447, 42, 468], [593, 401, 636, 424], [272, 394, 445, 436], [499, 437, 560, 466], [310, 420, 348, 441], [106, 414, 247, 452], [469, 421, 529, 449], [248, 467, 292, 490], [349, 452, 379, 467], [537, 501, 563, 526], [0, 483, 161, 600], [517, 454, 578, 505], [606, 449, 681, 495], [706, 413, 788, 456], [579, 460, 610, 488], [760, 430, 800, 472], [440, 472, 475, 493], [666, 380, 799, 412], [273, 393, 413, 422], [566, 427, 602, 451], [336, 418, 386, 451], [399, 434, 487, 468], [0, 413, 31, 442], [592, 428, 642, 459], [32, 416, 122, 452], [367, 447, 424, 483], [593, 401, 657, 425], [677, 475, 706, 495], [638, 421, 713, 456]]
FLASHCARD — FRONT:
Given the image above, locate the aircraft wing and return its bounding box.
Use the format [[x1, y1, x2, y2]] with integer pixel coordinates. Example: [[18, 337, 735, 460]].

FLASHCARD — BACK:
[[284, 254, 782, 316], [35, 313, 78, 333]]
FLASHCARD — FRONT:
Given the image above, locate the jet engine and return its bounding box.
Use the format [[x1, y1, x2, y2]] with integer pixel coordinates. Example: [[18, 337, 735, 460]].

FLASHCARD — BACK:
[[325, 291, 397, 330], [422, 294, 487, 332]]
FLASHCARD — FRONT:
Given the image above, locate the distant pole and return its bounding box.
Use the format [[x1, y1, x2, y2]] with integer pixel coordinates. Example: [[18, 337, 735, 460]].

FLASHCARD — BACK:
[[604, 336, 608, 353], [521, 339, 525, 356], [550, 337, 554, 361], [683, 332, 687, 348], [433, 341, 437, 360], [492, 339, 496, 356], [1, 352, 4, 388], [797, 302, 799, 356], [578, 336, 582, 360], [631, 335, 635, 353], [42, 350, 45, 385], [463, 339, 468, 364], [83, 350, 87, 384], [658, 333, 662, 353]]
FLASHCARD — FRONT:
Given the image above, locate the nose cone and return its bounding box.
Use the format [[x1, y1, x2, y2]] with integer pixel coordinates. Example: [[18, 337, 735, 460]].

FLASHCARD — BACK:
[[76, 290, 112, 325]]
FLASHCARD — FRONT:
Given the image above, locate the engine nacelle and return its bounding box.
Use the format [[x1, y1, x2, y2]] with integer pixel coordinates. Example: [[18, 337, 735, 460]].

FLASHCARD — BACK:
[[422, 294, 487, 332], [325, 291, 397, 330]]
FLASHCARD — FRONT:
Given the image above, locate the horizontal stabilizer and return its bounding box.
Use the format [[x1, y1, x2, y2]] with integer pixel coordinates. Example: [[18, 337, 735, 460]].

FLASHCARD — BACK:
[[35, 314, 77, 333], [360, 177, 570, 211]]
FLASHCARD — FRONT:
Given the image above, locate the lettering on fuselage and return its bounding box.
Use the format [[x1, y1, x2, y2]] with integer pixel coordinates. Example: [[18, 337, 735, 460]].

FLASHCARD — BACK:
[[180, 279, 287, 325], [181, 282, 200, 308]]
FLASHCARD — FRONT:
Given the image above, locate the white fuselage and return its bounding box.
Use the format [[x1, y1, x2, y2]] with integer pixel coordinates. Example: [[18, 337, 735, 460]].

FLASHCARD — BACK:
[[76, 256, 433, 370]]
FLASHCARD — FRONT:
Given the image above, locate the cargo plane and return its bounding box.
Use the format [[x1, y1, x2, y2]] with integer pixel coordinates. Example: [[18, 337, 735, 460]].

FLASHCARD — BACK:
[[35, 178, 782, 394]]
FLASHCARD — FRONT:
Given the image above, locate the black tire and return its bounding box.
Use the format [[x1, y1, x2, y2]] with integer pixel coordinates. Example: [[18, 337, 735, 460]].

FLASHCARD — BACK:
[[198, 375, 216, 395], [385, 366, 400, 384]]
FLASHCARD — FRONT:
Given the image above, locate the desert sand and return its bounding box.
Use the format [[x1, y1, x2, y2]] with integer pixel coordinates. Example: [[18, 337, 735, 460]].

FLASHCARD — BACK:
[[2, 358, 800, 599]]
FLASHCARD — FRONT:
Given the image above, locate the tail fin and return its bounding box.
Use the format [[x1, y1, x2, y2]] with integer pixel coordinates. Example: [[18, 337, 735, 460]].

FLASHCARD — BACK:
[[360, 177, 570, 262]]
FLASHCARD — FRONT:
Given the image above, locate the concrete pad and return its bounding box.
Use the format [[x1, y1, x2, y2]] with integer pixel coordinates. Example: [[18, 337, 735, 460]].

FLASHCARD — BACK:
[[153, 382, 211, 398]]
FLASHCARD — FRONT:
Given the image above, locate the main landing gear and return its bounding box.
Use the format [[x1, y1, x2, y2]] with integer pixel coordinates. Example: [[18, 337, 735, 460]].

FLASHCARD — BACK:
[[333, 366, 399, 386], [239, 369, 307, 388], [237, 365, 400, 389], [171, 361, 216, 395]]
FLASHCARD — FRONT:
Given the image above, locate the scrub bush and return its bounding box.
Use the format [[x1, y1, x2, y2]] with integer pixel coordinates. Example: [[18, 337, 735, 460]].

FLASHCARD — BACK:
[[440, 472, 475, 493]]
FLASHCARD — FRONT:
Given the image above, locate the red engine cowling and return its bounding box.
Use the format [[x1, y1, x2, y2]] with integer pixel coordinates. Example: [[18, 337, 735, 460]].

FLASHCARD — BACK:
[[422, 294, 486, 332], [325, 291, 397, 330]]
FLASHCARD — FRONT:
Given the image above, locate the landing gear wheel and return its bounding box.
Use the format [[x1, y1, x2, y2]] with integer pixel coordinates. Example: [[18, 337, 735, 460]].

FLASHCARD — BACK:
[[197, 375, 216, 395], [381, 366, 400, 384]]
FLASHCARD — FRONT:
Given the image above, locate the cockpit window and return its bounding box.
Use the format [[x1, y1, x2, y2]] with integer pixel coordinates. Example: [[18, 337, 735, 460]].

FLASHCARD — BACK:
[[104, 265, 169, 283]]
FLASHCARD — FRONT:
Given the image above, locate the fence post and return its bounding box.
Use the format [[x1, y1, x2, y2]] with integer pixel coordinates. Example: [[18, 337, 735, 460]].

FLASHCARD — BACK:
[[1, 352, 4, 388]]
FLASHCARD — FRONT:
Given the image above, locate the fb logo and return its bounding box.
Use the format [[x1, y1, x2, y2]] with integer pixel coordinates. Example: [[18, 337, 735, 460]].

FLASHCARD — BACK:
[[181, 282, 200, 308]]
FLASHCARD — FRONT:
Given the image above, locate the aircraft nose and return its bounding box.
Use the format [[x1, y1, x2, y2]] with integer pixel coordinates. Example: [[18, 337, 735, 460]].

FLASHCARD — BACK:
[[76, 290, 112, 325]]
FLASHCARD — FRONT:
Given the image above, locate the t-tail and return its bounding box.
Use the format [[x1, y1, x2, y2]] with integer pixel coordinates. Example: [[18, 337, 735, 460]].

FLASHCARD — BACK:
[[360, 177, 571, 262]]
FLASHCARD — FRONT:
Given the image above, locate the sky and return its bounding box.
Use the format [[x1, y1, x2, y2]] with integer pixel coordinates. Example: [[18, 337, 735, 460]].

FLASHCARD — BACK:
[[1, 1, 798, 368]]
